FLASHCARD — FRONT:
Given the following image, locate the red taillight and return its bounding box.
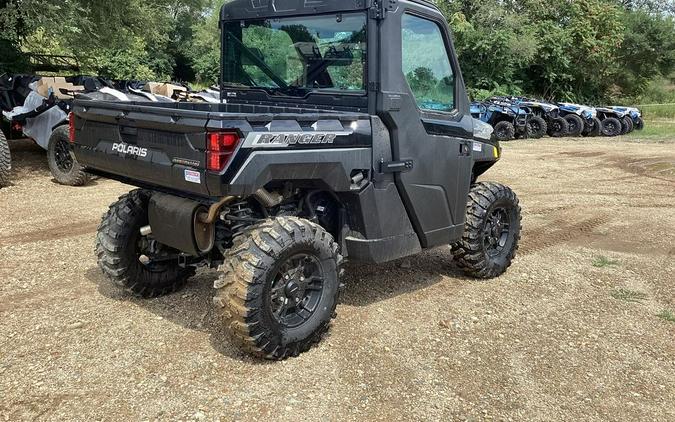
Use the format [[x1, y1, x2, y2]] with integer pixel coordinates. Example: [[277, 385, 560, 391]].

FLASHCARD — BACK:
[[68, 112, 76, 143], [206, 132, 240, 172]]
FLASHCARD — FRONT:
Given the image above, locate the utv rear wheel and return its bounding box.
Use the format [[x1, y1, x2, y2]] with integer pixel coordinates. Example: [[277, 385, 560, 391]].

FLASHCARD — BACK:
[[47, 125, 90, 186], [587, 117, 602, 137], [96, 189, 194, 298], [0, 131, 11, 188], [621, 116, 634, 134], [452, 182, 521, 279], [564, 114, 584, 137], [547, 117, 568, 137], [214, 217, 341, 360], [493, 121, 515, 142], [601, 117, 622, 137], [527, 116, 547, 139], [635, 117, 645, 130]]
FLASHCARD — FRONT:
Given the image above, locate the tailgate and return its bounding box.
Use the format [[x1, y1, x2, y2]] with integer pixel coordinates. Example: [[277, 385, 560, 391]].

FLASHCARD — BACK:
[[72, 101, 218, 196]]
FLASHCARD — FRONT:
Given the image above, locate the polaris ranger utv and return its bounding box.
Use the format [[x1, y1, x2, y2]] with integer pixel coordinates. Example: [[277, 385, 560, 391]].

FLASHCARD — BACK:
[[71, 0, 522, 360]]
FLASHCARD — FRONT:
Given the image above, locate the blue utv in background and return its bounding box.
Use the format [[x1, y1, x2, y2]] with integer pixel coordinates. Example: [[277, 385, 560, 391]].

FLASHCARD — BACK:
[[512, 98, 569, 138], [595, 107, 631, 137], [610, 106, 644, 131], [471, 100, 531, 141], [557, 102, 601, 137]]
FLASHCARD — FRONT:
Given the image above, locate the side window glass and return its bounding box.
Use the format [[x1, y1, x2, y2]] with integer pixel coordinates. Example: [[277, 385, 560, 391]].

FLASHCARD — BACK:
[[401, 14, 455, 112]]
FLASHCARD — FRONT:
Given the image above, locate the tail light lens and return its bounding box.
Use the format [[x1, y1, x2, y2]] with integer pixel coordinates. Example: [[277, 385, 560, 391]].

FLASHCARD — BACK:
[[68, 112, 76, 143], [206, 132, 240, 172]]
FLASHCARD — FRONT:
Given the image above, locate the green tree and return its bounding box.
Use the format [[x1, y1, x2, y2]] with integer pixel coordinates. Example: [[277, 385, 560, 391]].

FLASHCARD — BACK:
[[0, 0, 210, 80], [189, 0, 225, 85]]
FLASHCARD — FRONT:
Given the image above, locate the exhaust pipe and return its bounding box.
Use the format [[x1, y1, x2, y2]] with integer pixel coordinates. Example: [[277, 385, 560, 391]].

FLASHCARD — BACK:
[[149, 194, 238, 256], [254, 188, 283, 208], [139, 225, 152, 236], [198, 196, 237, 224]]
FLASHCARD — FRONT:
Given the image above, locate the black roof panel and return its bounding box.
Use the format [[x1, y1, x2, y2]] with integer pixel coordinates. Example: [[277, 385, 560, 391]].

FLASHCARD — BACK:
[[220, 0, 440, 21], [221, 0, 367, 21]]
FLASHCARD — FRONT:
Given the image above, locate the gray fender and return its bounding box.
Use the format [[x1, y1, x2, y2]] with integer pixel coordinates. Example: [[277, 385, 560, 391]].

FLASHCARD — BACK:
[[226, 148, 372, 196]]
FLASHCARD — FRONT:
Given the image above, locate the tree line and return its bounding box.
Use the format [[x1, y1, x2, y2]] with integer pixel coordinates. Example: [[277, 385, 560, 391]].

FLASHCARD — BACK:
[[1, 0, 673, 103]]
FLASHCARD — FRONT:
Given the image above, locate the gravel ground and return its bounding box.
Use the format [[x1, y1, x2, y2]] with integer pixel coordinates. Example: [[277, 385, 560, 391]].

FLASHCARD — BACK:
[[1, 136, 674, 421]]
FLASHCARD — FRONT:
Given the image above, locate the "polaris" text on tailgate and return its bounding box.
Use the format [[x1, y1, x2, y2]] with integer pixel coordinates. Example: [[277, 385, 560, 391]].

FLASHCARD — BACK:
[[112, 143, 148, 158]]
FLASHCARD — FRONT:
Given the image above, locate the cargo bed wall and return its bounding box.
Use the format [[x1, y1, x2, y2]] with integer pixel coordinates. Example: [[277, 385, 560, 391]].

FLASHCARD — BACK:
[[75, 99, 363, 117], [72, 99, 371, 198]]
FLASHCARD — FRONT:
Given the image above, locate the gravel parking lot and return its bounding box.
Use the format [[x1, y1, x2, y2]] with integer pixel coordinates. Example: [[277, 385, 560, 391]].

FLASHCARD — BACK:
[[1, 136, 674, 421]]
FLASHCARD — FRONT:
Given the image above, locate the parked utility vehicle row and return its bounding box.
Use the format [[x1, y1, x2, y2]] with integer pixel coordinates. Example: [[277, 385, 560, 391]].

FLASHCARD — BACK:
[[471, 96, 644, 142]]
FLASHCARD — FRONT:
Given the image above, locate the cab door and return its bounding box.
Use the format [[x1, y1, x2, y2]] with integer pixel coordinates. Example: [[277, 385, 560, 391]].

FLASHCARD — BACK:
[[375, 2, 475, 248]]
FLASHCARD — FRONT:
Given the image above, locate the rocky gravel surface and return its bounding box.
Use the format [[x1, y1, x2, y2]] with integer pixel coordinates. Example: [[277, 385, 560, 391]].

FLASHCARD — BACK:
[[1, 136, 674, 421]]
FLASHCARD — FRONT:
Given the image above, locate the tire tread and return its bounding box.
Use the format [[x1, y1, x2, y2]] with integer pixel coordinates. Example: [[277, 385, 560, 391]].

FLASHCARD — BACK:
[[47, 126, 90, 186], [452, 182, 522, 279], [95, 189, 193, 298], [214, 217, 341, 360], [0, 130, 11, 187]]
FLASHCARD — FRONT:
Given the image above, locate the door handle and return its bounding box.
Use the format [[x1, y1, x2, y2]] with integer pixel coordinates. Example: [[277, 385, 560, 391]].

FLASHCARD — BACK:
[[380, 159, 414, 173], [460, 142, 471, 156]]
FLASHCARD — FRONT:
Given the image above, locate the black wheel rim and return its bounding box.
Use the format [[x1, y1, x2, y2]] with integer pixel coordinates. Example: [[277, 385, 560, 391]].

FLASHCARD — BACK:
[[496, 125, 512, 139], [483, 208, 511, 257], [54, 139, 74, 173], [270, 253, 324, 329], [530, 122, 541, 132]]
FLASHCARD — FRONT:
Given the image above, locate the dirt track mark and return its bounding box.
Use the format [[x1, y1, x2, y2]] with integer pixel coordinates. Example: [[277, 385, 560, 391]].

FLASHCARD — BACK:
[[559, 151, 606, 159], [520, 215, 612, 255], [526, 190, 675, 199], [0, 220, 99, 247], [605, 155, 675, 183]]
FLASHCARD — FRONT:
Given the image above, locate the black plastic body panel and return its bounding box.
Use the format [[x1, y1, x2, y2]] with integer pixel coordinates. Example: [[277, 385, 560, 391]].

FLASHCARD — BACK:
[[228, 148, 371, 196], [374, 1, 475, 248], [342, 183, 422, 263]]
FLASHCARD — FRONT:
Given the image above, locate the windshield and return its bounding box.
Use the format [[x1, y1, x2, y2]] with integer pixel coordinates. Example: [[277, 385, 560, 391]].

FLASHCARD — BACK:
[[222, 13, 367, 97]]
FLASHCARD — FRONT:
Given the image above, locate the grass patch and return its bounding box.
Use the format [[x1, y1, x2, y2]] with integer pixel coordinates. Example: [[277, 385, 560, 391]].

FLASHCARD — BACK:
[[593, 256, 620, 268], [637, 103, 675, 120], [611, 288, 648, 304], [622, 103, 675, 140], [627, 118, 675, 139], [657, 310, 675, 323]]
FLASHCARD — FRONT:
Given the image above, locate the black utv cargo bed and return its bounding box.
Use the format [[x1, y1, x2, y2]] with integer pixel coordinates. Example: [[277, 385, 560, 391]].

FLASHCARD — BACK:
[[73, 100, 372, 197]]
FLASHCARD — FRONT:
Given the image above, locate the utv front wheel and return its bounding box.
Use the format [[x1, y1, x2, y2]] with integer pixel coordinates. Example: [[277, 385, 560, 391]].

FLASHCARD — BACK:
[[47, 125, 90, 186], [0, 130, 11, 188], [564, 114, 584, 137], [601, 117, 622, 137], [96, 189, 194, 298], [635, 117, 645, 130], [493, 121, 515, 142], [527, 116, 547, 139], [452, 182, 522, 279], [547, 117, 568, 137], [214, 217, 341, 360]]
